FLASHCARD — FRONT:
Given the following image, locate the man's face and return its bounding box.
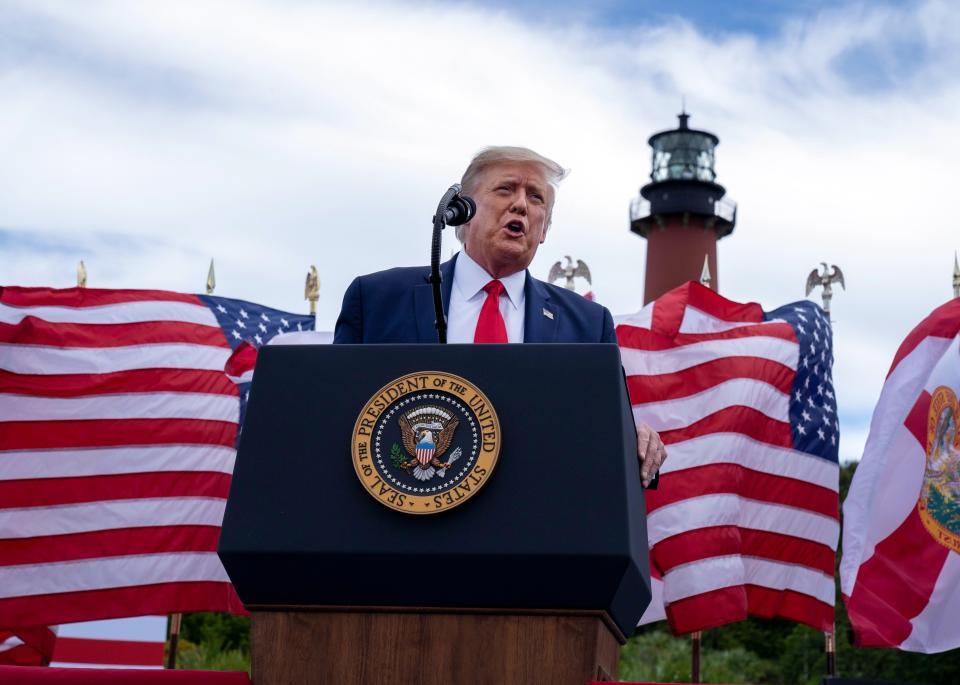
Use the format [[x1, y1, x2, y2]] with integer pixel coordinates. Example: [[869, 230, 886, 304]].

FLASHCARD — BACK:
[[462, 162, 551, 279]]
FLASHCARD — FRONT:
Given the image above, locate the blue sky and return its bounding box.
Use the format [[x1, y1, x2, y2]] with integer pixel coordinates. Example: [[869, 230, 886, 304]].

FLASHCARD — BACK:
[[481, 0, 837, 35], [0, 0, 958, 462]]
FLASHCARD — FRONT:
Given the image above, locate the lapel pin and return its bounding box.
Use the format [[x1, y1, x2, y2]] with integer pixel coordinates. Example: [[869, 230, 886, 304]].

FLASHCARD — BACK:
[[542, 308, 554, 320]]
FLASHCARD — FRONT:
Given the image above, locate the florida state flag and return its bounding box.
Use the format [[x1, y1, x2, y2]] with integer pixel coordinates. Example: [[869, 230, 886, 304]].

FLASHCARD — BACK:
[[841, 298, 960, 652]]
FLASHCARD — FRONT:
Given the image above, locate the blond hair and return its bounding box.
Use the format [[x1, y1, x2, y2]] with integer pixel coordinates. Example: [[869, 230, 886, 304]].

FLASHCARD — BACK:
[[456, 146, 568, 242]]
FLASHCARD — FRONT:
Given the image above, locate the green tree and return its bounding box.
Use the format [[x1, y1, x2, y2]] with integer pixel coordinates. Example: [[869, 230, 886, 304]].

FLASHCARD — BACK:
[[172, 613, 251, 672]]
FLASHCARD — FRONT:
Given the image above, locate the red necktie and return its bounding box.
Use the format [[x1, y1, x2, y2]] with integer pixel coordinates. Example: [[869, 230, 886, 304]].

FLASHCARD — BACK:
[[474, 280, 508, 343]]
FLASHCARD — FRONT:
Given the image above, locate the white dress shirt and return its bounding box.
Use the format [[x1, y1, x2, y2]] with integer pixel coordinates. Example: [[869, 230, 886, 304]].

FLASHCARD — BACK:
[[446, 251, 526, 343]]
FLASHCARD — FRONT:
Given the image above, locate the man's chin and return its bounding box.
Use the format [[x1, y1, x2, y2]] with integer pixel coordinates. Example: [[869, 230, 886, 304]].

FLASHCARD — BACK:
[[489, 247, 534, 276]]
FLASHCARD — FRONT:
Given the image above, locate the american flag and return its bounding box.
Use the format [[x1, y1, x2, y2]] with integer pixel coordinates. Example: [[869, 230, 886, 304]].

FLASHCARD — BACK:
[[0, 626, 56, 666], [0, 286, 314, 630], [618, 282, 840, 634]]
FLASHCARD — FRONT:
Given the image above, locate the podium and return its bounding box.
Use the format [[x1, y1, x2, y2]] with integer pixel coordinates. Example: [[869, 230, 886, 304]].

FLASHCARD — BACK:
[[219, 344, 651, 684]]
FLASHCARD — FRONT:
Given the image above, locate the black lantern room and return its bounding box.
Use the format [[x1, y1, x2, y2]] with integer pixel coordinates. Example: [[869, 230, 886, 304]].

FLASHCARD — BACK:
[[630, 112, 736, 237]]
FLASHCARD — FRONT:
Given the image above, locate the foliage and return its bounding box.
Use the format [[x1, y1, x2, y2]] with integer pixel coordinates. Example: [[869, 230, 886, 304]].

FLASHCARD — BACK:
[[390, 442, 406, 467], [174, 639, 250, 673], [174, 613, 250, 672], [620, 627, 776, 684]]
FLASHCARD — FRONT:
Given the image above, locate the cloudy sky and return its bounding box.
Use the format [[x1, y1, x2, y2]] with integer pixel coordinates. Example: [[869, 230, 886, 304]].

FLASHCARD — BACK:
[[2, 0, 958, 462]]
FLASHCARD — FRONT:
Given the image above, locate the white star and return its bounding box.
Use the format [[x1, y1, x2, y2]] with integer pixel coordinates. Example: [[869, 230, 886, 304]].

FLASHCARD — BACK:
[[823, 416, 831, 427], [245, 391, 250, 402], [240, 309, 249, 319], [801, 410, 811, 422], [817, 428, 826, 440], [797, 425, 807, 436], [258, 323, 267, 333], [231, 330, 241, 340], [807, 397, 816, 408], [797, 312, 807, 322], [831, 435, 837, 446], [804, 377, 810, 389], [260, 313, 269, 322], [824, 404, 834, 414], [297, 322, 303, 331], [815, 319, 822, 330], [813, 330, 820, 342], [825, 389, 834, 399], [281, 317, 289, 327], [797, 323, 806, 334], [802, 357, 809, 368], [817, 384, 824, 395], [821, 350, 826, 362], [216, 304, 227, 314], [795, 391, 802, 402], [277, 328, 284, 336], [254, 334, 263, 345], [236, 319, 246, 329], [813, 364, 820, 374]]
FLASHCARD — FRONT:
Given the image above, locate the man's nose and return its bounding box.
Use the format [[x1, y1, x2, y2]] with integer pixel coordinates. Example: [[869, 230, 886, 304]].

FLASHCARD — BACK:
[[509, 193, 527, 215]]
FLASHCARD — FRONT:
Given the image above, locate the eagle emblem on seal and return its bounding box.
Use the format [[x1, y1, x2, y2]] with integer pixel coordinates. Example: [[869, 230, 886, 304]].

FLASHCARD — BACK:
[[396, 405, 461, 482]]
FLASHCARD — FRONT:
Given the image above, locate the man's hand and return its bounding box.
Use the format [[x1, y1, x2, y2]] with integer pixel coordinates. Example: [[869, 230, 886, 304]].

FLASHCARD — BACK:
[[637, 423, 666, 488]]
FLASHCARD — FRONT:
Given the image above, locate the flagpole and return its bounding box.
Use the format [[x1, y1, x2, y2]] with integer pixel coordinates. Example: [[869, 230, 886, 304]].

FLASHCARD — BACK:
[[691, 630, 701, 683], [952, 250, 959, 298], [305, 265, 319, 328], [77, 261, 87, 288], [165, 613, 182, 669], [825, 627, 836, 677], [206, 259, 216, 295]]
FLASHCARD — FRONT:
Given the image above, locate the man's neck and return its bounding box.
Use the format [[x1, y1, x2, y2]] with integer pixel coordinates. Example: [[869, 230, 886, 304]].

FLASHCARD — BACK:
[[462, 246, 525, 280]]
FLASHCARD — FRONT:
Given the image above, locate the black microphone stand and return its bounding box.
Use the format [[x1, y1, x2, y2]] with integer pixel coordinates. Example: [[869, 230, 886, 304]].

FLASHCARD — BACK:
[[430, 184, 462, 344]]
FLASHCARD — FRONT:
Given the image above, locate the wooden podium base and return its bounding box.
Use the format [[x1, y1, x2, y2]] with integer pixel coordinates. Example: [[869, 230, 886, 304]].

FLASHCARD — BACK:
[[251, 608, 622, 684]]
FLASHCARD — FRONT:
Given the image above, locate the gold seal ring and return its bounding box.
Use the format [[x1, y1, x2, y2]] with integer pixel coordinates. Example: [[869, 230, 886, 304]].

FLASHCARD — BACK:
[[351, 371, 501, 515]]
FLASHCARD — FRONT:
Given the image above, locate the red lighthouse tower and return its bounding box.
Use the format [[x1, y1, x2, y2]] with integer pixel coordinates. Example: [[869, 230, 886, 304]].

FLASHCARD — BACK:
[[630, 112, 737, 304]]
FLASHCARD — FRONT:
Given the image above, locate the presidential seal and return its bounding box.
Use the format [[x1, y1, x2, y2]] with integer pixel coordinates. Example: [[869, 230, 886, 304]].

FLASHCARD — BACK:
[[351, 371, 501, 514], [918, 385, 960, 552]]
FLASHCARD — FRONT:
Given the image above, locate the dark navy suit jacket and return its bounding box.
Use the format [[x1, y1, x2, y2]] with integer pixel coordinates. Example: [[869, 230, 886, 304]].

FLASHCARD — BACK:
[[333, 254, 617, 344]]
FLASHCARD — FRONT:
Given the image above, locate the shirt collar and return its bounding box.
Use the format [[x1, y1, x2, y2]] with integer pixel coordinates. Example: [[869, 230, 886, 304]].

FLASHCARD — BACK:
[[454, 250, 526, 310]]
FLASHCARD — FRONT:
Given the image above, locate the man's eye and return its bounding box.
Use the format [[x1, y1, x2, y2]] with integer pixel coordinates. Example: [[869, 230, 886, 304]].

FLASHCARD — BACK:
[[530, 193, 544, 203]]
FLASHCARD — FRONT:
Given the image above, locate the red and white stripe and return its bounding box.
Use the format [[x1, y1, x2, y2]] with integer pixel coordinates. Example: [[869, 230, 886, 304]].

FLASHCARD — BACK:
[[49, 616, 166, 669], [0, 626, 57, 666], [841, 298, 960, 653], [618, 282, 839, 634], [0, 286, 245, 631]]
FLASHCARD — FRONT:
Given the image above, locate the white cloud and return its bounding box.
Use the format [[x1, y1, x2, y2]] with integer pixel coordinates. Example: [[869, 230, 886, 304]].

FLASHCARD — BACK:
[[1, 0, 958, 462]]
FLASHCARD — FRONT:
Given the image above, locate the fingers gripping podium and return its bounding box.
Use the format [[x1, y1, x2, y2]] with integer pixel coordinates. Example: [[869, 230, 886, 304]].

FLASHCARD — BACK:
[[218, 344, 651, 684]]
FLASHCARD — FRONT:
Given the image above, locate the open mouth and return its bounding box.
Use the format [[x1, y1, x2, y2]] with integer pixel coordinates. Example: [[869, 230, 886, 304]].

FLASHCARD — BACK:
[[504, 220, 525, 235]]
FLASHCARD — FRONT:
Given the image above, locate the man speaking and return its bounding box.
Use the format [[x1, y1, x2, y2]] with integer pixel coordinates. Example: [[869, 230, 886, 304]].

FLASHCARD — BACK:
[[334, 146, 666, 484]]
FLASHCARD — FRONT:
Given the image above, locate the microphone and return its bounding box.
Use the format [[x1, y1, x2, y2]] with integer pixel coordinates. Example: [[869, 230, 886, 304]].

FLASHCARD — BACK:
[[442, 192, 476, 226], [430, 183, 476, 344]]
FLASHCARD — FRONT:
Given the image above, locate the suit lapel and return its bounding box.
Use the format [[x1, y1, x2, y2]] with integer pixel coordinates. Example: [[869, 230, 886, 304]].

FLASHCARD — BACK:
[[414, 255, 457, 342], [523, 275, 557, 343]]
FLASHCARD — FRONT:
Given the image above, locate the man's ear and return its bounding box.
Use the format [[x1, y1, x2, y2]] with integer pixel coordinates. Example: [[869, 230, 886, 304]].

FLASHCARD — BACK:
[[539, 224, 548, 244]]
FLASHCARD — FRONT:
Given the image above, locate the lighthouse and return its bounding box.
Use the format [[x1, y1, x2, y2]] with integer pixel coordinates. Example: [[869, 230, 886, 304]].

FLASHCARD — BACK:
[[630, 112, 737, 304]]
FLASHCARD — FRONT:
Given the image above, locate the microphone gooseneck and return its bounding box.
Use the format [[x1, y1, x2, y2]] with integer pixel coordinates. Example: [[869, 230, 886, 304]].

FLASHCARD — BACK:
[[430, 184, 471, 344]]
